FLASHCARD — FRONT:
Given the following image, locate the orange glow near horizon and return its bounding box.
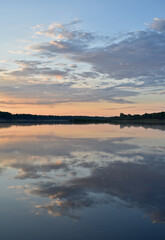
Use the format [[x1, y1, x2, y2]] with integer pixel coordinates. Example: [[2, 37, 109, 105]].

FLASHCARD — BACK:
[[0, 100, 164, 117]]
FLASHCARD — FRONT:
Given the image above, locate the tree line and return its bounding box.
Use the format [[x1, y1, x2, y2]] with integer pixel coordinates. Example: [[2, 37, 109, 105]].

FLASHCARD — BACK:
[[0, 110, 165, 123]]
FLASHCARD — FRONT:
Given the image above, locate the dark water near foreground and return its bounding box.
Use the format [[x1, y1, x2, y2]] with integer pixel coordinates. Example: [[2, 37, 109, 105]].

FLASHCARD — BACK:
[[0, 124, 165, 240]]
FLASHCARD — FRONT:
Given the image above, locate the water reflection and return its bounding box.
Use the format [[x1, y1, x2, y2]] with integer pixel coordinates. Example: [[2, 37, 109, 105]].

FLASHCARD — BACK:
[[0, 124, 165, 225]]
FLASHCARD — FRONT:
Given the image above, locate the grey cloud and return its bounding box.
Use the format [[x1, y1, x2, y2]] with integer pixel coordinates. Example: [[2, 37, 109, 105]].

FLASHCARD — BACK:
[[150, 18, 165, 32], [0, 83, 138, 105], [104, 106, 136, 110], [3, 18, 165, 108], [1, 56, 139, 105], [76, 30, 165, 81], [158, 90, 165, 95], [0, 69, 6, 72], [77, 71, 100, 79], [29, 19, 165, 87], [35, 19, 98, 43], [30, 40, 88, 56], [9, 60, 69, 78]]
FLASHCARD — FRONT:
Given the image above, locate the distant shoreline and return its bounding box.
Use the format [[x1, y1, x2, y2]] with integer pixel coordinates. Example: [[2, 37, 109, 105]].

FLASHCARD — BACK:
[[0, 111, 165, 125]]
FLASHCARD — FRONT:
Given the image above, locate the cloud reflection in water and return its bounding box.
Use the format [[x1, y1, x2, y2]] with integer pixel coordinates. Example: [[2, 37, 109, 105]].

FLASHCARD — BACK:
[[0, 124, 165, 223]]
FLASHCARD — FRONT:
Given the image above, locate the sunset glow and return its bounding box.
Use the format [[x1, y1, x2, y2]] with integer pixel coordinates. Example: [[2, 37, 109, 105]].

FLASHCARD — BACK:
[[0, 0, 165, 116]]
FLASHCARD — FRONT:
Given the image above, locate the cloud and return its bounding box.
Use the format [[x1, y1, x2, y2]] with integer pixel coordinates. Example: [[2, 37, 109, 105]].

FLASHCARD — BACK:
[[28, 18, 165, 88], [150, 18, 165, 32], [34, 19, 96, 42], [8, 60, 69, 78], [104, 106, 136, 110], [1, 18, 165, 111], [8, 50, 24, 54], [76, 31, 165, 80], [0, 82, 138, 105]]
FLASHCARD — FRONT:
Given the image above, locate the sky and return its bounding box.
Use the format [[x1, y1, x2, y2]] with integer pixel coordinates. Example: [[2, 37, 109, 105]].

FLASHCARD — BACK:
[[0, 0, 165, 116]]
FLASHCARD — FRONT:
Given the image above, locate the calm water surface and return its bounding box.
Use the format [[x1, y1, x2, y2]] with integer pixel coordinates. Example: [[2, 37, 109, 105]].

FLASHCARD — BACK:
[[0, 124, 165, 239]]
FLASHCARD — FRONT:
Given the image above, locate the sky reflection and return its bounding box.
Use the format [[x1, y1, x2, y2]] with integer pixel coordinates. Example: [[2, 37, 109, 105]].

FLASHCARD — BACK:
[[0, 124, 165, 226]]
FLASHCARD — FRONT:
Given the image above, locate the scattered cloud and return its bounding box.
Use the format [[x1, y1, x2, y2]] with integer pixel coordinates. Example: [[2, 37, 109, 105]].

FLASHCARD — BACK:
[[34, 19, 96, 42], [28, 18, 165, 86], [150, 18, 165, 32], [0, 82, 138, 106], [1, 18, 165, 111]]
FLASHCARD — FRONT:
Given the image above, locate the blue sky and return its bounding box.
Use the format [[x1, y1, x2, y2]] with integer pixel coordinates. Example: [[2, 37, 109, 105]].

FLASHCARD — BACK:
[[0, 0, 165, 115], [1, 0, 165, 38]]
